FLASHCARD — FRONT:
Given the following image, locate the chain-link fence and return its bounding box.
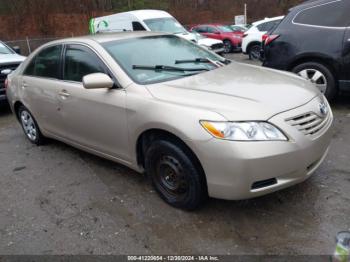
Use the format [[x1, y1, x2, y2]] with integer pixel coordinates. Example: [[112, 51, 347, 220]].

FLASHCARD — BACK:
[[4, 37, 63, 56]]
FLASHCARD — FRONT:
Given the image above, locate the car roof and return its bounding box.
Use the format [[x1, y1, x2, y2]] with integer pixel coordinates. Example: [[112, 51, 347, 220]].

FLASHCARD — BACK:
[[252, 16, 285, 26], [115, 9, 172, 20], [51, 31, 169, 45], [289, 0, 342, 11]]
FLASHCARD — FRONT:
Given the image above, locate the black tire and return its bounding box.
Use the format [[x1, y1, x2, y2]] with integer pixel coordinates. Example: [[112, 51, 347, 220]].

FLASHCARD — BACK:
[[223, 40, 233, 53], [17, 105, 46, 145], [248, 44, 261, 61], [145, 140, 207, 210], [292, 62, 337, 101]]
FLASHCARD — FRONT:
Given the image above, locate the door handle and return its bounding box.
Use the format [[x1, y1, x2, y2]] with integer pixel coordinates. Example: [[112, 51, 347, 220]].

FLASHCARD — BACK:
[[58, 90, 70, 98]]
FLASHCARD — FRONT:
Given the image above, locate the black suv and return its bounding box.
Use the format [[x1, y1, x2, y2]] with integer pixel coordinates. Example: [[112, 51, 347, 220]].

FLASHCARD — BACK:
[[263, 0, 350, 100]]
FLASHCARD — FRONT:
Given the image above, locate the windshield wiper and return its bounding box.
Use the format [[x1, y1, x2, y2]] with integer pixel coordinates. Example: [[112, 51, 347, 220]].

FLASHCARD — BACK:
[[175, 57, 231, 66], [132, 65, 209, 72], [175, 58, 211, 64]]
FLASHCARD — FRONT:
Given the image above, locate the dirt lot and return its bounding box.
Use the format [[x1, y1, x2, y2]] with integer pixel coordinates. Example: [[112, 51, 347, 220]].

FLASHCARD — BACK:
[[0, 53, 349, 256]]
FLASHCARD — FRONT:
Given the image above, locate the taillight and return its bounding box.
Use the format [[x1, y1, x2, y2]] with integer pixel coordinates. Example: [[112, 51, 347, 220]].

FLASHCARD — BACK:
[[262, 34, 269, 42], [265, 34, 280, 46], [243, 33, 248, 38], [4, 78, 8, 89]]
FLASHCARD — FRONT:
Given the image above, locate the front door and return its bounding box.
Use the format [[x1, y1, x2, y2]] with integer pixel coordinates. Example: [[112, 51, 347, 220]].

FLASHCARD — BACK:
[[58, 44, 129, 161]]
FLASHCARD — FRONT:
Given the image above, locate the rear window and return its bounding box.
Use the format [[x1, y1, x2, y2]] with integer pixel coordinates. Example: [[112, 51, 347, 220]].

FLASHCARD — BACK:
[[294, 0, 350, 27], [257, 20, 282, 32]]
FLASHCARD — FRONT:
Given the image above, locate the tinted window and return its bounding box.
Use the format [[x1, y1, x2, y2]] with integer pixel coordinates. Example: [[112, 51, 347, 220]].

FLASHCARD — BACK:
[[24, 45, 62, 78], [193, 26, 207, 33], [257, 20, 281, 32], [207, 26, 218, 33], [64, 45, 107, 82], [132, 22, 146, 31], [294, 0, 350, 27]]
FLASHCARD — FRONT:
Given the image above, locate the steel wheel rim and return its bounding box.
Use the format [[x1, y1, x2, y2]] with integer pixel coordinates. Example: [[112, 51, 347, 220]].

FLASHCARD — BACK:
[[20, 111, 37, 141], [297, 69, 328, 94], [155, 155, 189, 200]]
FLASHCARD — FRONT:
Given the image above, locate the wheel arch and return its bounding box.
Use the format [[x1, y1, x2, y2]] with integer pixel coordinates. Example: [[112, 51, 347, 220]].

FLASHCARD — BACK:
[[247, 41, 261, 53], [135, 128, 206, 183], [288, 54, 340, 80]]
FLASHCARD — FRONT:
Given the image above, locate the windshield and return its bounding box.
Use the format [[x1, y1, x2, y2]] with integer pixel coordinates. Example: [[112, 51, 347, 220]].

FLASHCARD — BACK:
[[217, 25, 234, 32], [143, 17, 187, 34], [102, 35, 226, 84], [0, 42, 14, 55]]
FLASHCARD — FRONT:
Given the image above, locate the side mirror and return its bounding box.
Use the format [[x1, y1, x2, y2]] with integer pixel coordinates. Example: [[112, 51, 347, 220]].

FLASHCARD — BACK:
[[83, 73, 114, 89], [12, 46, 21, 54], [1, 69, 13, 75]]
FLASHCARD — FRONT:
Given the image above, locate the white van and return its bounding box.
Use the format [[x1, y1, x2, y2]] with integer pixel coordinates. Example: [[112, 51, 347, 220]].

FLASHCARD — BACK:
[[89, 10, 197, 42]]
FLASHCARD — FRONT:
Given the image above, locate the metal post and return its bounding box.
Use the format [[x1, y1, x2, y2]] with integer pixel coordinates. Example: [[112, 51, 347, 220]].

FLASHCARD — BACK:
[[244, 3, 247, 24], [26, 37, 32, 54]]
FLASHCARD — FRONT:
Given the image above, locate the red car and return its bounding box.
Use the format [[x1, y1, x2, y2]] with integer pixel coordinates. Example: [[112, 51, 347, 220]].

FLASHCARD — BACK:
[[190, 24, 243, 53]]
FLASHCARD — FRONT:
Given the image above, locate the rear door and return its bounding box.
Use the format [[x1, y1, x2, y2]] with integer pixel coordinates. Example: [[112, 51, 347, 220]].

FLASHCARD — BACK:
[[58, 44, 129, 161], [21, 44, 64, 134], [342, 27, 350, 83]]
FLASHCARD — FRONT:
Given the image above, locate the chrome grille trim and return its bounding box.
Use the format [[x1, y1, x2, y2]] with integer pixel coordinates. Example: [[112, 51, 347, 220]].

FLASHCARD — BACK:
[[286, 111, 330, 136]]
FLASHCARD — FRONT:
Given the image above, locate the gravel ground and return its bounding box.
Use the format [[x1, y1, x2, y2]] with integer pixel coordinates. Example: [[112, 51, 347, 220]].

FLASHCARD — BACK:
[[0, 52, 349, 256]]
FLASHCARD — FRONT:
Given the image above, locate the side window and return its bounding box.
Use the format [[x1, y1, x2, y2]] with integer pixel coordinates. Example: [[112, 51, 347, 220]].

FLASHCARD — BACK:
[[207, 26, 217, 33], [294, 1, 349, 27], [24, 45, 62, 79], [257, 22, 272, 32], [194, 26, 207, 33], [132, 22, 146, 31], [64, 45, 107, 82]]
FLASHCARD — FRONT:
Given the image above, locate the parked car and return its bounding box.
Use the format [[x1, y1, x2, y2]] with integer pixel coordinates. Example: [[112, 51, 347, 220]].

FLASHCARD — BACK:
[[0, 41, 26, 105], [242, 16, 284, 60], [190, 24, 243, 53], [7, 32, 333, 210], [193, 32, 224, 55], [229, 25, 249, 32], [90, 9, 197, 42], [263, 0, 350, 101]]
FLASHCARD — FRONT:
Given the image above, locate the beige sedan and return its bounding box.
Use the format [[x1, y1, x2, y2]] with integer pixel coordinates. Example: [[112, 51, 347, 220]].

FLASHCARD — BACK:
[[6, 32, 333, 210]]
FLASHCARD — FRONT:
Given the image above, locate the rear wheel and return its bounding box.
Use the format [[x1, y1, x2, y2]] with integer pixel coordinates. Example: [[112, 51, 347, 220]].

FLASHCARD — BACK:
[[145, 140, 207, 210], [292, 62, 337, 101], [18, 105, 45, 145], [248, 44, 261, 61], [223, 40, 233, 53]]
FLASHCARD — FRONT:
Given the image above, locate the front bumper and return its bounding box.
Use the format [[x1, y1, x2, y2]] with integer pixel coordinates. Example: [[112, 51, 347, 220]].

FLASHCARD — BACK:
[[192, 97, 333, 200]]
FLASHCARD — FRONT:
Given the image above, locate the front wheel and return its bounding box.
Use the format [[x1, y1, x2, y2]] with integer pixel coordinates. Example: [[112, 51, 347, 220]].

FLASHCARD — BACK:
[[292, 62, 337, 101], [223, 40, 233, 53], [145, 140, 207, 210], [18, 105, 46, 145]]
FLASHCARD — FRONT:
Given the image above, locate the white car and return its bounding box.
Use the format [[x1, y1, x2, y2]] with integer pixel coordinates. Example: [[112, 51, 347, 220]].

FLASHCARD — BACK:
[[242, 16, 284, 60], [193, 32, 224, 55], [90, 9, 197, 42]]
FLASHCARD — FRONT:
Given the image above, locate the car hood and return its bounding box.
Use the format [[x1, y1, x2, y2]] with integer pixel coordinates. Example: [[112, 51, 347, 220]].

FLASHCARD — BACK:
[[175, 32, 196, 42], [0, 54, 26, 64], [146, 63, 319, 121], [198, 37, 223, 46]]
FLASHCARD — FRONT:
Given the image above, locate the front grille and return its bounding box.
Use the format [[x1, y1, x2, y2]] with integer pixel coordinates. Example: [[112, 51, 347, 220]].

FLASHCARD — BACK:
[[0, 63, 20, 95], [286, 111, 330, 136], [211, 43, 224, 50]]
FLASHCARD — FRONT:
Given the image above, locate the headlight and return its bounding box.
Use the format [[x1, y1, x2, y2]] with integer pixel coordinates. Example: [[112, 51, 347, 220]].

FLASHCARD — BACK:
[[200, 121, 288, 141]]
